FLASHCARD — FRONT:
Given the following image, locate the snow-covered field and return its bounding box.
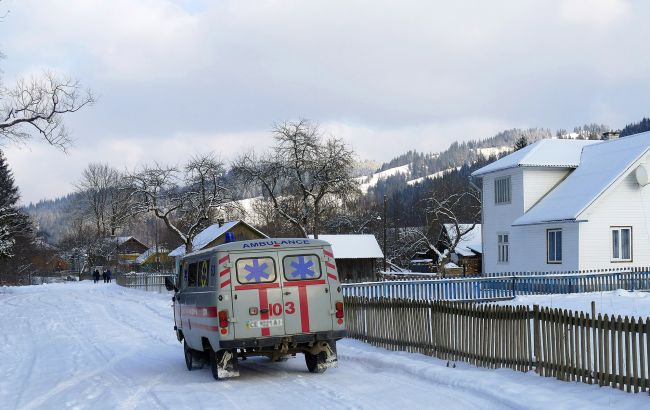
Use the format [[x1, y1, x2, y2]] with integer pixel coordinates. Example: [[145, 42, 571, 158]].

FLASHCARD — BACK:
[[496, 290, 650, 319], [1, 283, 647, 409]]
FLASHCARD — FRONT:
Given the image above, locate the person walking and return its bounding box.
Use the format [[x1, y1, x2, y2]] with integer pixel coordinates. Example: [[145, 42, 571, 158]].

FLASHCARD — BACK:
[[102, 270, 107, 283], [106, 269, 112, 283], [93, 269, 100, 284]]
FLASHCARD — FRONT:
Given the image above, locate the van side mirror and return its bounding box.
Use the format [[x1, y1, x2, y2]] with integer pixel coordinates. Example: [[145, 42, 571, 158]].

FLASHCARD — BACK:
[[164, 276, 178, 292]]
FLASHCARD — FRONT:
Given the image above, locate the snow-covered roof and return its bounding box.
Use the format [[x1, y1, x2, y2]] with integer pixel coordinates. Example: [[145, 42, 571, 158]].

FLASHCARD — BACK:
[[168, 221, 267, 257], [308, 234, 383, 259], [443, 224, 482, 255], [135, 246, 169, 264], [514, 132, 650, 225], [471, 139, 599, 177]]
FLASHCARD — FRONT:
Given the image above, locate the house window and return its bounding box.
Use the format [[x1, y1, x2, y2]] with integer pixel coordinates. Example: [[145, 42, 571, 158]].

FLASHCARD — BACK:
[[611, 227, 632, 261], [497, 233, 509, 263], [547, 229, 562, 263], [494, 176, 511, 204]]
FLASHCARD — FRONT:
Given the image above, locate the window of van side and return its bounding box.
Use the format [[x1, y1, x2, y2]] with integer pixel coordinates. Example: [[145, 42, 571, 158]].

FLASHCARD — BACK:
[[187, 262, 198, 287], [198, 260, 210, 287], [235, 257, 277, 284], [283, 254, 322, 281]]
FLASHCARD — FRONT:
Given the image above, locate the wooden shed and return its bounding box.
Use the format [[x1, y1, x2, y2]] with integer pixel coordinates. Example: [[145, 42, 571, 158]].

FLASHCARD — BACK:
[[310, 234, 384, 283]]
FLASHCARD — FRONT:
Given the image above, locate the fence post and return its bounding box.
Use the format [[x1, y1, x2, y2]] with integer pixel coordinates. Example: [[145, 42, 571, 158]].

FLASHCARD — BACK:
[[533, 304, 541, 375]]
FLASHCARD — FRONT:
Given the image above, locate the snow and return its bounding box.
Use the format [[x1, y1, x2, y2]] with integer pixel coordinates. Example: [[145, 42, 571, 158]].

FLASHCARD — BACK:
[[514, 132, 650, 225], [496, 289, 650, 319], [309, 234, 383, 259], [444, 223, 482, 255], [406, 167, 460, 186], [474, 146, 512, 158], [357, 164, 410, 194], [0, 282, 646, 409], [471, 139, 599, 177]]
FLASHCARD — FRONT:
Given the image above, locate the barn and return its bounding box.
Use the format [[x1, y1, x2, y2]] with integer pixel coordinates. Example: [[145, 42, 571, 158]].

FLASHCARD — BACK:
[[310, 234, 384, 283]]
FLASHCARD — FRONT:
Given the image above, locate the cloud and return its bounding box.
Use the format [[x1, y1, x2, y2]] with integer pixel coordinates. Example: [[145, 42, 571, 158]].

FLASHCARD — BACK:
[[2, 0, 650, 203]]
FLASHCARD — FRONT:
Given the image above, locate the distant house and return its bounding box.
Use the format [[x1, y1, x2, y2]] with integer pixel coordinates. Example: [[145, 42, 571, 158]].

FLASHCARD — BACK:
[[438, 224, 482, 276], [471, 133, 650, 275], [135, 246, 174, 272], [114, 236, 149, 269], [31, 240, 71, 274], [310, 234, 384, 282], [168, 220, 268, 258]]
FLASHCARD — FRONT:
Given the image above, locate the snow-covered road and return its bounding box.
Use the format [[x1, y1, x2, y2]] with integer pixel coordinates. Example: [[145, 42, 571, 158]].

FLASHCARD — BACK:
[[0, 282, 647, 409]]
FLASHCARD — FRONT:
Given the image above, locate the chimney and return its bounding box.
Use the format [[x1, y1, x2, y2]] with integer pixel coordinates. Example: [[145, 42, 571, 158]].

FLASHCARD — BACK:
[[217, 218, 225, 227]]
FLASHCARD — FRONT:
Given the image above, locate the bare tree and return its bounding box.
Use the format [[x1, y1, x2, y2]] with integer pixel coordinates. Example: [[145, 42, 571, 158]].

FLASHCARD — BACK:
[[234, 120, 358, 238], [129, 153, 233, 253], [425, 191, 481, 274], [76, 163, 135, 238], [1, 72, 94, 150]]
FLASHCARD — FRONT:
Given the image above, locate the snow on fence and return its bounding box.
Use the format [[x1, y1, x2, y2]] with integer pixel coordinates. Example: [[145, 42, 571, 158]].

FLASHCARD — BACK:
[[342, 270, 650, 301], [345, 297, 650, 395], [116, 273, 172, 292]]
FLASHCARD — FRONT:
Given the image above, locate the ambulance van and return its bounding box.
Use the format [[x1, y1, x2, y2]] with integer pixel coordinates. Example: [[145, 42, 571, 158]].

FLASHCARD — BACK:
[[165, 238, 346, 379]]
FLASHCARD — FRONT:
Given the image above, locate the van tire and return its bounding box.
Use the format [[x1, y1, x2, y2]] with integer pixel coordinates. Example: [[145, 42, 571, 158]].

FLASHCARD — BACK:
[[305, 351, 327, 374], [184, 340, 196, 371], [209, 349, 220, 380]]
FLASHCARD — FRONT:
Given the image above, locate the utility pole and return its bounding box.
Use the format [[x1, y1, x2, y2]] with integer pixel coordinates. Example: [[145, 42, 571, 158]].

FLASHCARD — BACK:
[[383, 195, 387, 272]]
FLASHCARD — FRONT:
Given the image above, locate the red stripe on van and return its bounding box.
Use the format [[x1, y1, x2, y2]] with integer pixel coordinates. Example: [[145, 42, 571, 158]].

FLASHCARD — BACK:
[[323, 249, 334, 258], [283, 279, 326, 287], [220, 279, 231, 288], [218, 255, 229, 264], [192, 323, 219, 332], [327, 273, 338, 281], [219, 267, 230, 277], [234, 283, 280, 291], [258, 289, 270, 337], [298, 286, 310, 333], [180, 306, 218, 317], [325, 261, 336, 270]]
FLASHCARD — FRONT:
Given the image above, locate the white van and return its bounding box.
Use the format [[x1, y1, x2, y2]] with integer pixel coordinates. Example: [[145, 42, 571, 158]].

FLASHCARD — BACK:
[[165, 238, 346, 379]]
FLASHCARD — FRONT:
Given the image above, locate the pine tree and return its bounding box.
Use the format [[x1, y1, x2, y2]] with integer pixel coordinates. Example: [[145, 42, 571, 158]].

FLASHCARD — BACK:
[[0, 149, 28, 259], [513, 136, 528, 151]]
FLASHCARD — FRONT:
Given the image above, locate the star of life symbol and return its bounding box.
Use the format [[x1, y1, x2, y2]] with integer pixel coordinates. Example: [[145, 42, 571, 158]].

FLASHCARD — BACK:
[[244, 259, 270, 282], [290, 256, 315, 279]]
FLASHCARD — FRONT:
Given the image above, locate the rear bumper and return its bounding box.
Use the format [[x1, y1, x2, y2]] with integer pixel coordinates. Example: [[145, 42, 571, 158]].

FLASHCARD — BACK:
[[219, 330, 347, 349]]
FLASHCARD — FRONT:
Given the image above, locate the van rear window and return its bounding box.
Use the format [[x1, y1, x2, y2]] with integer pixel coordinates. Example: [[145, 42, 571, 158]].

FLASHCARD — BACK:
[[283, 254, 322, 281], [235, 257, 277, 284]]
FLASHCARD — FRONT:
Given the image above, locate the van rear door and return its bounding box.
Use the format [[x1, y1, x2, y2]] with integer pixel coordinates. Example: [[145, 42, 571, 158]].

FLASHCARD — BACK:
[[279, 249, 333, 335], [231, 251, 285, 339]]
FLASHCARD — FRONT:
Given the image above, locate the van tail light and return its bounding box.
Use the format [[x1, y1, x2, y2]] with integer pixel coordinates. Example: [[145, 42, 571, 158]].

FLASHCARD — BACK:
[[335, 301, 344, 319], [218, 310, 229, 328]]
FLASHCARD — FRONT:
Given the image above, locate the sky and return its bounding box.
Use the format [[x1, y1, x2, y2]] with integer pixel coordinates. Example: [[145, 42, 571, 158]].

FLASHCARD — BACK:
[[1, 0, 650, 204]]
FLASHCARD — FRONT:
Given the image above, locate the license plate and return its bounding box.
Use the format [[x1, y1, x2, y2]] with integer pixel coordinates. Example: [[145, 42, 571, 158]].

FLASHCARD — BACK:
[[247, 318, 283, 328]]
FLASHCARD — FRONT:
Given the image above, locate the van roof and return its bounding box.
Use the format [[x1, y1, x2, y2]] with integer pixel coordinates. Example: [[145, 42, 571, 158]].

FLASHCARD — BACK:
[[181, 238, 331, 260]]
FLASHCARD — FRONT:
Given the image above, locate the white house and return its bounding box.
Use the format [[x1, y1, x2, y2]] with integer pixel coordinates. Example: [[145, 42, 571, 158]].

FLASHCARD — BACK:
[[471, 132, 650, 275]]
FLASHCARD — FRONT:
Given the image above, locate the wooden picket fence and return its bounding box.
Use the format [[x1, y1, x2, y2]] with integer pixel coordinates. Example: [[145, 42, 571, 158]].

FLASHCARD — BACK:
[[344, 296, 650, 395]]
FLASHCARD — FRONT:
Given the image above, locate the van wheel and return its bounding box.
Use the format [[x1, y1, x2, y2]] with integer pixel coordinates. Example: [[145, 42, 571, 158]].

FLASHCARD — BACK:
[[184, 340, 196, 371], [305, 351, 327, 374], [209, 349, 220, 380]]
